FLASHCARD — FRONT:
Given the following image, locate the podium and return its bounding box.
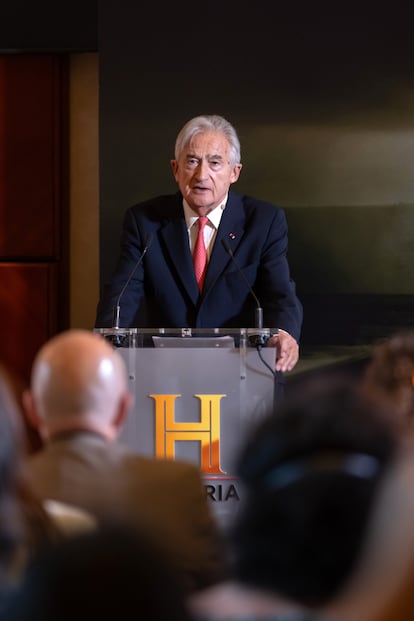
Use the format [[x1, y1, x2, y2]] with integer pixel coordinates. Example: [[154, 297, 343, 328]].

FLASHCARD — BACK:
[[95, 328, 277, 528]]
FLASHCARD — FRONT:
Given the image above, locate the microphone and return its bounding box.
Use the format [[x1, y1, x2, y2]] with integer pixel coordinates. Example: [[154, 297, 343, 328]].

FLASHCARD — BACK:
[[111, 233, 153, 340], [221, 239, 269, 347]]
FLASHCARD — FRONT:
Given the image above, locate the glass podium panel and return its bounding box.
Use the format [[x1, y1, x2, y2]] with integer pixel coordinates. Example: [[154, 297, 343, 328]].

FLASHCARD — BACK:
[[94, 328, 277, 529]]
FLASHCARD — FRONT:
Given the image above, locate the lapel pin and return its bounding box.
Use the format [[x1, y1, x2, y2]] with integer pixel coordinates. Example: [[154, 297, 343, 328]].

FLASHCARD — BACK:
[[229, 233, 236, 239]]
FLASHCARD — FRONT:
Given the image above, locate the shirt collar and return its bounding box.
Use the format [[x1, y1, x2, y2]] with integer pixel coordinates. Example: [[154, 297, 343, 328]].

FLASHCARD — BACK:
[[183, 194, 228, 230]]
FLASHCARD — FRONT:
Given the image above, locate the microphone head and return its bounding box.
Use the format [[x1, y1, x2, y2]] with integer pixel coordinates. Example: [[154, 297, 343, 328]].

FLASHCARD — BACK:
[[248, 332, 270, 348], [106, 333, 127, 348]]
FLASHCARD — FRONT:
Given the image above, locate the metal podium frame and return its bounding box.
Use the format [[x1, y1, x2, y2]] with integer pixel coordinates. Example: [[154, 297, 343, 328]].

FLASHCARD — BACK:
[[95, 327, 277, 528]]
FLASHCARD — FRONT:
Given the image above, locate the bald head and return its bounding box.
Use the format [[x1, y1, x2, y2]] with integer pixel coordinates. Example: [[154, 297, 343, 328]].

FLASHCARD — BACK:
[[26, 330, 131, 440]]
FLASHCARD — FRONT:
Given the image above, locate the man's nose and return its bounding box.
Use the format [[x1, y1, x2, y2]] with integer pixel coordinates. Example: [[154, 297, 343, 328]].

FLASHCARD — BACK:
[[194, 159, 209, 178]]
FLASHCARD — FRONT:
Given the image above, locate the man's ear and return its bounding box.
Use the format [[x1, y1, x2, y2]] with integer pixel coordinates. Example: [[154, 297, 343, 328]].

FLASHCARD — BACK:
[[112, 392, 133, 432], [22, 389, 41, 430], [230, 162, 242, 184]]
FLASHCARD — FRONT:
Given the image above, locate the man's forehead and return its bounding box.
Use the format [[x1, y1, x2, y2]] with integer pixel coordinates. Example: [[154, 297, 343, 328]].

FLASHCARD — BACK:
[[184, 131, 230, 156]]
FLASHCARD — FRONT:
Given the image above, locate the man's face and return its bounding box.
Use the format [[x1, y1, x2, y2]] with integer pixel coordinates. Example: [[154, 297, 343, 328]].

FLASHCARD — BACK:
[[171, 131, 242, 216]]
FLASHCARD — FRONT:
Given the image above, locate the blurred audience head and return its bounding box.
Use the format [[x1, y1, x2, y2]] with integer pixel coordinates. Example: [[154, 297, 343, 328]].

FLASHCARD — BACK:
[[0, 364, 57, 588], [0, 364, 27, 572], [230, 375, 399, 607], [361, 330, 414, 429], [23, 329, 132, 442]]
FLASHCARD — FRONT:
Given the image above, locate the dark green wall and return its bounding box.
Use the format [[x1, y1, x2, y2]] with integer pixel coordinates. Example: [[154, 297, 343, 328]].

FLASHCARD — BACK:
[[0, 1, 97, 51]]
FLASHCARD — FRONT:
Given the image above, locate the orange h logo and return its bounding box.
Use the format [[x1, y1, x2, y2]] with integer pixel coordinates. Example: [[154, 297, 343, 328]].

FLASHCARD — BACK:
[[150, 393, 226, 474]]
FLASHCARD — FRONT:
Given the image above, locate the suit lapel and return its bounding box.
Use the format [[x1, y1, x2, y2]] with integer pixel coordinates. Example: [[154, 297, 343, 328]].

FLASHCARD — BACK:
[[158, 192, 247, 304], [159, 199, 199, 304], [203, 193, 246, 294]]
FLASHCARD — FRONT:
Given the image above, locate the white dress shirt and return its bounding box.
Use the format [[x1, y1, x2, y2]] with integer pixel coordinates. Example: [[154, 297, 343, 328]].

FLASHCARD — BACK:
[[183, 196, 227, 261]]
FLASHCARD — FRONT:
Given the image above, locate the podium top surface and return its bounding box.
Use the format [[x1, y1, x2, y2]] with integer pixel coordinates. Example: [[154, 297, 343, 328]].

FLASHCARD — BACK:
[[94, 327, 277, 348]]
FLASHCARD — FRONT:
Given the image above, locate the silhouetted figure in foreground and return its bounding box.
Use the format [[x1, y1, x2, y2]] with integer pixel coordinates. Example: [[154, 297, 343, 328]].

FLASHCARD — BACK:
[[190, 377, 399, 620], [6, 524, 194, 621]]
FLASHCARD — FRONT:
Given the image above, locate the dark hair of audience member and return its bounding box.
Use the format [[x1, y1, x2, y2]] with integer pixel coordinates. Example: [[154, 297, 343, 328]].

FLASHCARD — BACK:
[[6, 524, 195, 621], [0, 364, 58, 589], [230, 375, 399, 607]]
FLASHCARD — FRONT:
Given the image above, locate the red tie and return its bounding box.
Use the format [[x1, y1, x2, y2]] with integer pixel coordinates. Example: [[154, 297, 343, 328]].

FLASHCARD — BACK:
[[193, 216, 208, 291]]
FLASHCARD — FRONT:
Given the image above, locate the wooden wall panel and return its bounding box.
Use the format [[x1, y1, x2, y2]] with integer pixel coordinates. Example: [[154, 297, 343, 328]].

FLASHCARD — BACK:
[[0, 54, 69, 386], [0, 55, 65, 258], [0, 263, 58, 384]]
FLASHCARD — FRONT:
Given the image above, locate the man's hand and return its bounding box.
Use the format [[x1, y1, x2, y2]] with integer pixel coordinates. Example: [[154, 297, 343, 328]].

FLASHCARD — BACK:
[[268, 330, 299, 372]]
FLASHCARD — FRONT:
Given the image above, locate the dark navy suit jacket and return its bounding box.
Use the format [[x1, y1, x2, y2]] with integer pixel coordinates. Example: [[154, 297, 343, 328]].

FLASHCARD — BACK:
[[95, 191, 303, 340]]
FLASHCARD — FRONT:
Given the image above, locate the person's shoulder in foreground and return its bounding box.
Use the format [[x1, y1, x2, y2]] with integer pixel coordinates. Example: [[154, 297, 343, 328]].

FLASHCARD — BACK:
[[95, 113, 302, 373], [119, 452, 227, 590]]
